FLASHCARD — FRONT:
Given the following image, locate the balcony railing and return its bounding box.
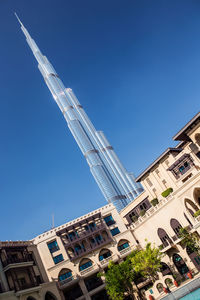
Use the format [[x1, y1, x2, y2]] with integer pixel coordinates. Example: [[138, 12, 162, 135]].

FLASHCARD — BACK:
[[80, 265, 94, 276], [15, 281, 39, 292], [2, 254, 34, 268], [67, 236, 113, 261], [58, 275, 77, 289], [100, 255, 113, 265], [119, 246, 132, 256], [63, 223, 108, 246]]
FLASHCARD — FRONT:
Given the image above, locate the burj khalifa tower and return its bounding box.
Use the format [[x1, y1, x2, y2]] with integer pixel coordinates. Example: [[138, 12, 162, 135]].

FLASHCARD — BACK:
[[15, 14, 143, 212]]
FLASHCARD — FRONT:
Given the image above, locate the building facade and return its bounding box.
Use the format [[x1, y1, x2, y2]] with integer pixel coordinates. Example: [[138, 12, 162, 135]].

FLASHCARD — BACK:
[[0, 241, 60, 300], [33, 204, 137, 300], [120, 112, 200, 298], [30, 112, 200, 300], [1, 114, 200, 300]]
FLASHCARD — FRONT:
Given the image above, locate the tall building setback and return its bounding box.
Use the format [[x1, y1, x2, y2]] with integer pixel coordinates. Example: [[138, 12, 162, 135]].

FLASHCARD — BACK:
[[15, 14, 143, 212]]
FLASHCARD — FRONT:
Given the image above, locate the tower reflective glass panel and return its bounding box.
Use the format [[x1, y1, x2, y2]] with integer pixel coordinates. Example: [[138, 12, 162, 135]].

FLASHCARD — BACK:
[[15, 14, 143, 211]]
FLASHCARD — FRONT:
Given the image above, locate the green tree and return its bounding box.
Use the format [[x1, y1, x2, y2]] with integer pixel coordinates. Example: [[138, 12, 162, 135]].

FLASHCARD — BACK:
[[179, 227, 200, 254], [131, 242, 163, 283], [98, 253, 139, 300]]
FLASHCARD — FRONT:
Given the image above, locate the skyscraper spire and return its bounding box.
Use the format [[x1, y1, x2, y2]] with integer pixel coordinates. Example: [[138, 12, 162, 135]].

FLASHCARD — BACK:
[[15, 15, 143, 211]]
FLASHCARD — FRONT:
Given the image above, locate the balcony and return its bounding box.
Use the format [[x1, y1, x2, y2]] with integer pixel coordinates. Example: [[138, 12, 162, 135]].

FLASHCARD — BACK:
[[119, 246, 132, 256], [58, 275, 78, 290], [80, 265, 95, 276], [2, 254, 34, 268], [62, 223, 109, 246], [15, 281, 39, 292], [67, 235, 113, 261], [100, 255, 113, 266], [100, 254, 119, 267]]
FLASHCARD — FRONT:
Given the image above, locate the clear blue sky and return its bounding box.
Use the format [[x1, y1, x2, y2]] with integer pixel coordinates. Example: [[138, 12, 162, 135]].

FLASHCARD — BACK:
[[0, 0, 200, 240]]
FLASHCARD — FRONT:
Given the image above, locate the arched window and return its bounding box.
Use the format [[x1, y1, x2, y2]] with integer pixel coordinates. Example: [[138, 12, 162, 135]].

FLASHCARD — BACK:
[[173, 253, 189, 275], [58, 268, 73, 282], [79, 258, 93, 272], [165, 278, 173, 288], [160, 262, 171, 276], [193, 188, 200, 207], [184, 199, 199, 217], [170, 219, 182, 236], [156, 283, 163, 293], [117, 239, 130, 252], [99, 248, 112, 261], [157, 228, 172, 247], [45, 292, 57, 300]]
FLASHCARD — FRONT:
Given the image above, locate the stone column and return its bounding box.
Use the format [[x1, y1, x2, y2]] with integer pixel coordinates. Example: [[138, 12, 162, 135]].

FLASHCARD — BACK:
[[0, 259, 9, 291], [79, 278, 91, 300]]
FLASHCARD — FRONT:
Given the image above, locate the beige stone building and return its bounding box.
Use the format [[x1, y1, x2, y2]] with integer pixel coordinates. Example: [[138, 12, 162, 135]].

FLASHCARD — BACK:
[[33, 204, 137, 300], [120, 111, 200, 298], [0, 241, 61, 300], [1, 112, 200, 300]]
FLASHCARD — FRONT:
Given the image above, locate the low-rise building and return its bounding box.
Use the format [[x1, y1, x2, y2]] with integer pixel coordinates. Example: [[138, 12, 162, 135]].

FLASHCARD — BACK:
[[0, 241, 60, 300], [2, 112, 200, 300], [33, 204, 137, 300], [120, 112, 200, 298]]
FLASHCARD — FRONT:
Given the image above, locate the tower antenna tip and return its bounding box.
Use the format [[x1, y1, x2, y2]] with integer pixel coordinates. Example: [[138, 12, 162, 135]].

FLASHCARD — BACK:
[[14, 12, 23, 26]]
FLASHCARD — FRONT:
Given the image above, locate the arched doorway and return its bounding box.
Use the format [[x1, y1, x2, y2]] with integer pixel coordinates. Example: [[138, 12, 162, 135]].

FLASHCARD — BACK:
[[170, 219, 182, 237], [173, 253, 189, 276], [156, 283, 164, 293], [45, 292, 57, 300], [184, 198, 199, 217], [157, 228, 172, 247], [193, 188, 200, 207], [186, 246, 200, 271], [27, 297, 36, 300]]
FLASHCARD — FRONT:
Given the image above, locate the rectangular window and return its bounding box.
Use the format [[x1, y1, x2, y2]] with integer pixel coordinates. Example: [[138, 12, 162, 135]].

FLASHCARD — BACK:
[[47, 240, 59, 253], [146, 177, 153, 187], [153, 188, 157, 197], [95, 235, 102, 243], [53, 254, 64, 264], [162, 179, 167, 188], [69, 232, 75, 241], [104, 215, 115, 226], [89, 222, 96, 231], [110, 227, 120, 236], [155, 169, 160, 178]]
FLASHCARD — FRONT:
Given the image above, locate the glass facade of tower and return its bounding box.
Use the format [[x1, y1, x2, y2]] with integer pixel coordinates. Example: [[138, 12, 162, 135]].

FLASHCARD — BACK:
[[16, 15, 143, 211]]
